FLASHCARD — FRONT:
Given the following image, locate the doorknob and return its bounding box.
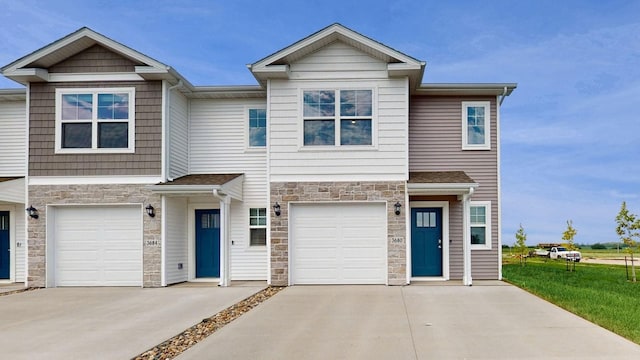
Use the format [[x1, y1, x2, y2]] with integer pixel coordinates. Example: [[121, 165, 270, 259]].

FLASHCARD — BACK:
[[438, 239, 442, 244]]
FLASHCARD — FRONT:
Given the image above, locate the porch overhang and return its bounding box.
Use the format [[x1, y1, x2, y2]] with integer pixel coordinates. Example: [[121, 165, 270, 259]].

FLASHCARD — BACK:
[[407, 171, 478, 196], [147, 174, 244, 201], [0, 177, 25, 203]]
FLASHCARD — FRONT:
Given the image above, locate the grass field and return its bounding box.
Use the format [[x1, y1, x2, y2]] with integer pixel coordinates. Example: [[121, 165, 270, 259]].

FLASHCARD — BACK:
[[503, 257, 640, 344]]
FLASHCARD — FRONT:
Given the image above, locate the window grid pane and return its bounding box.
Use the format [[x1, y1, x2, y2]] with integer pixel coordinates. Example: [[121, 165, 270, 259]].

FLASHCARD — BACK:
[[250, 228, 267, 246], [62, 123, 92, 148], [467, 106, 485, 145], [98, 122, 128, 148], [249, 109, 267, 147], [304, 120, 335, 145], [471, 226, 486, 245], [303, 90, 335, 117], [340, 119, 372, 145]]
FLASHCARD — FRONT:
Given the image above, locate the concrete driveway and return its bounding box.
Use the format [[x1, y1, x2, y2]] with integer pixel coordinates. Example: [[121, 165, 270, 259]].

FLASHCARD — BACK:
[[179, 283, 640, 360], [0, 283, 265, 360]]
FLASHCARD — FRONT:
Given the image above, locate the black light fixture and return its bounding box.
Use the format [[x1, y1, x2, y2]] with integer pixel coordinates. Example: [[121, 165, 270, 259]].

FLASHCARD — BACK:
[[273, 202, 281, 216], [145, 204, 155, 217], [394, 202, 402, 216], [26, 205, 39, 219]]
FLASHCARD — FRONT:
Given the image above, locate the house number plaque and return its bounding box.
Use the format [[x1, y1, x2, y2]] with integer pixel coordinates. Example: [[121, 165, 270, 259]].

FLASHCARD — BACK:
[[144, 240, 160, 247], [391, 237, 404, 243]]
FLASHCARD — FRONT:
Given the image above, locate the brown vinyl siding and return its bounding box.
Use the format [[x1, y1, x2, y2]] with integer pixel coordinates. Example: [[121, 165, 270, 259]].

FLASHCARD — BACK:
[[48, 45, 141, 73], [29, 81, 162, 176], [409, 95, 499, 279]]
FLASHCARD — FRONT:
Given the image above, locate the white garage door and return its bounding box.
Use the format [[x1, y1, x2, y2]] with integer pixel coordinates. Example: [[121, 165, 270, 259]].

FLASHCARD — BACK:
[[54, 206, 142, 286], [291, 203, 387, 284]]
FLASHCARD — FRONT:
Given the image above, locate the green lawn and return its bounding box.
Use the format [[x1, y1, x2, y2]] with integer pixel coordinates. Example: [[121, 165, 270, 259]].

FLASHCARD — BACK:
[[503, 258, 640, 344]]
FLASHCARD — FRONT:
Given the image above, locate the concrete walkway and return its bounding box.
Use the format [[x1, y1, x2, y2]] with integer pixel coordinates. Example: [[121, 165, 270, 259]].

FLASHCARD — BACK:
[[0, 283, 265, 360], [179, 283, 640, 360]]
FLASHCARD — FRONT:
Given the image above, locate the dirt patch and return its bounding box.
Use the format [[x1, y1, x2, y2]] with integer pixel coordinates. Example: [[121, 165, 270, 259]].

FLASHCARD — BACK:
[[581, 258, 638, 266]]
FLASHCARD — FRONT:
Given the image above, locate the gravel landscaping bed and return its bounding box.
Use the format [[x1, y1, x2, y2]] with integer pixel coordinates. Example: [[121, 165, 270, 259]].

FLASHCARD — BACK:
[[133, 286, 285, 360]]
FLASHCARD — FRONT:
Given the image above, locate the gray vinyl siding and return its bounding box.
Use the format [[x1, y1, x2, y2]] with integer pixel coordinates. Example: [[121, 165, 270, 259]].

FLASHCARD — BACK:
[[168, 88, 189, 179], [165, 197, 188, 285], [29, 81, 162, 176], [409, 95, 499, 279], [0, 100, 26, 176], [48, 45, 140, 73]]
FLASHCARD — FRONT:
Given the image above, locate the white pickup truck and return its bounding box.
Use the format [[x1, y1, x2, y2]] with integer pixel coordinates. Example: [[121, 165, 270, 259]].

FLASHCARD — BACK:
[[549, 247, 581, 262]]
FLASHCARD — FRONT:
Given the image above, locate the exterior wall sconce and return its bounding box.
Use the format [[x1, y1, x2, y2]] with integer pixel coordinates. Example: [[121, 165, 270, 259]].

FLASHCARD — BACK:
[[394, 202, 402, 216], [26, 205, 39, 219], [273, 202, 281, 216], [145, 204, 155, 217]]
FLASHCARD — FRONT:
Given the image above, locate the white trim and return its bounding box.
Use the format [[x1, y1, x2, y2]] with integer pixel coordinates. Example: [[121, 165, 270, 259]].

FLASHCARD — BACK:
[[160, 195, 166, 287], [0, 205, 16, 282], [161, 80, 168, 182], [48, 73, 144, 82], [29, 175, 162, 185], [470, 201, 492, 250], [24, 83, 30, 287], [462, 101, 491, 150], [245, 105, 268, 150], [187, 203, 220, 282], [54, 87, 136, 154], [299, 88, 377, 149], [408, 201, 450, 281], [266, 80, 272, 285]]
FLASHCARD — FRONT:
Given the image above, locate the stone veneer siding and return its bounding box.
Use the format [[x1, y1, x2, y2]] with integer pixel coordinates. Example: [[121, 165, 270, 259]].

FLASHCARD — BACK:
[[270, 181, 406, 286], [27, 184, 161, 288]]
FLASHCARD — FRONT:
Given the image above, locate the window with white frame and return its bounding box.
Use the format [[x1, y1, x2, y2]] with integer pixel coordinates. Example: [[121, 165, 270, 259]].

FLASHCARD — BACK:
[[55, 88, 135, 153], [462, 101, 490, 150], [303, 89, 373, 146], [470, 201, 491, 249], [249, 208, 267, 246], [248, 108, 266, 147]]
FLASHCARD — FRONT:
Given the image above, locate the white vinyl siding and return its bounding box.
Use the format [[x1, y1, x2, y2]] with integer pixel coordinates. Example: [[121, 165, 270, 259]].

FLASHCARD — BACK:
[[168, 88, 189, 179], [190, 99, 268, 280], [409, 95, 499, 279], [51, 206, 142, 287], [291, 203, 387, 284], [269, 42, 409, 182], [165, 197, 188, 284], [0, 101, 26, 176], [14, 206, 25, 282]]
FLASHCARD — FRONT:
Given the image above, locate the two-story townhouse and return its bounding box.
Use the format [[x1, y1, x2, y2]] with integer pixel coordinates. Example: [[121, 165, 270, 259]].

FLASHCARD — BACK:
[[0, 23, 514, 288]]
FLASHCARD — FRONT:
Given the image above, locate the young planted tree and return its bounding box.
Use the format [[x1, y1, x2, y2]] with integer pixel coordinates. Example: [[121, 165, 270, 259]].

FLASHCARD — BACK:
[[615, 201, 640, 282], [562, 220, 578, 250], [515, 224, 528, 266]]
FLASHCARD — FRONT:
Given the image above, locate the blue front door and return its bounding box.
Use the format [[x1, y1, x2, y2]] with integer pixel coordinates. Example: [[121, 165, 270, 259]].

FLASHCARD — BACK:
[[195, 209, 220, 278], [0, 212, 9, 279], [411, 208, 443, 276]]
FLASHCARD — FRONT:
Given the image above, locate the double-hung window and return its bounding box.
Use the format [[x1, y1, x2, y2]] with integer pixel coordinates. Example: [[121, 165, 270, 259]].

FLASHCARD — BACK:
[[248, 108, 266, 147], [462, 101, 490, 150], [470, 201, 491, 250], [55, 88, 135, 153], [303, 89, 373, 146], [249, 208, 267, 246]]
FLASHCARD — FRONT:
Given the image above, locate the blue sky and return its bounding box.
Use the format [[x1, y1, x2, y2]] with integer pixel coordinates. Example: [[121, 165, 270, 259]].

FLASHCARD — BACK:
[[1, 0, 639, 245]]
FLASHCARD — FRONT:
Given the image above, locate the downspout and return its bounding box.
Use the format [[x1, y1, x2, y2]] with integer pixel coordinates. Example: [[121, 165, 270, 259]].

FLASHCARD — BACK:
[[463, 187, 475, 286], [165, 80, 183, 182], [498, 86, 508, 106], [213, 188, 230, 287]]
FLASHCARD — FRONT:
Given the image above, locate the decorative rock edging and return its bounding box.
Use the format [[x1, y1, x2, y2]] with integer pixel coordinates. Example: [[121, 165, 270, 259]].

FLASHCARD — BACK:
[[0, 287, 38, 297], [133, 286, 285, 360]]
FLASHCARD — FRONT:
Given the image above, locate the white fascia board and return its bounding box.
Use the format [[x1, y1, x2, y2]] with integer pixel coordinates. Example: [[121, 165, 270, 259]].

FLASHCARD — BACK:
[[2, 68, 49, 84], [407, 182, 478, 195], [147, 184, 221, 193], [29, 175, 162, 185]]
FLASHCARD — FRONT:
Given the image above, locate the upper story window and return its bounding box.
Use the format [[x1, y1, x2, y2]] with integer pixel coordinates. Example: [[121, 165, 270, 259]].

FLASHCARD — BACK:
[[55, 88, 135, 153], [470, 201, 491, 250], [248, 108, 266, 147], [303, 89, 373, 147], [462, 101, 490, 150]]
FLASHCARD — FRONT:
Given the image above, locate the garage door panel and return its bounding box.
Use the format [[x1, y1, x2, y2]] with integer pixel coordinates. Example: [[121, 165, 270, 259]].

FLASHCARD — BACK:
[[292, 203, 386, 285], [54, 206, 142, 287]]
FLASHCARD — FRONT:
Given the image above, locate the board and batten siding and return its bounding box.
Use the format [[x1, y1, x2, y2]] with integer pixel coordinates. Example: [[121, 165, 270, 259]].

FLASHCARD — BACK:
[[168, 88, 189, 179], [0, 100, 26, 176], [189, 99, 268, 280], [268, 41, 409, 182], [165, 197, 188, 285], [409, 95, 499, 279], [29, 81, 162, 176]]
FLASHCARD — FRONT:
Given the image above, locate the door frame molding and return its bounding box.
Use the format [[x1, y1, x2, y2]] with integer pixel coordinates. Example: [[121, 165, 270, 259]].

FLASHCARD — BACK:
[[0, 208, 14, 282], [408, 201, 449, 282], [187, 204, 220, 282]]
